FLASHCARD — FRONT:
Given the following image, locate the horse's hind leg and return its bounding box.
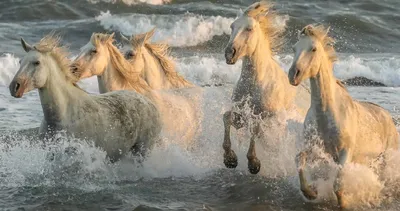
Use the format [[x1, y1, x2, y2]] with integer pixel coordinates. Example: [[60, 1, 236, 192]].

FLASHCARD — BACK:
[[223, 110, 238, 168], [247, 123, 261, 174], [297, 150, 318, 200]]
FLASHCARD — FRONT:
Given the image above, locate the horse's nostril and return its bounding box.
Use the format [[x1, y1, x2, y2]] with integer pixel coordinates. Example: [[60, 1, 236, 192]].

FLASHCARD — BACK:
[[71, 65, 78, 73], [15, 82, 20, 92], [231, 48, 236, 56], [295, 68, 301, 77]]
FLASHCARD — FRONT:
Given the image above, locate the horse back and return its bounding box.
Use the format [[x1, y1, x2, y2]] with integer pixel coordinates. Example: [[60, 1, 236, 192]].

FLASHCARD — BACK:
[[357, 101, 399, 150]]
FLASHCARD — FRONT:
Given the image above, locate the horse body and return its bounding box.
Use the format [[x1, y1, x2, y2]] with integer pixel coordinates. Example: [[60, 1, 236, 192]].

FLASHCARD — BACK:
[[222, 1, 310, 174], [10, 35, 162, 162], [288, 24, 399, 208], [73, 33, 202, 149]]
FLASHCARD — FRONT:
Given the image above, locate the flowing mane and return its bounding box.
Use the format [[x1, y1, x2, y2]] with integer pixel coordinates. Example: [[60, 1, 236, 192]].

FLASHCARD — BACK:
[[244, 1, 285, 54], [90, 33, 151, 94], [130, 31, 194, 88], [300, 24, 337, 62], [33, 34, 78, 84]]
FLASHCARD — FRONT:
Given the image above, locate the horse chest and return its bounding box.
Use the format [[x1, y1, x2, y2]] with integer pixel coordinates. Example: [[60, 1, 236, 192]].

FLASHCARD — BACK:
[[307, 108, 341, 144], [232, 79, 272, 114]]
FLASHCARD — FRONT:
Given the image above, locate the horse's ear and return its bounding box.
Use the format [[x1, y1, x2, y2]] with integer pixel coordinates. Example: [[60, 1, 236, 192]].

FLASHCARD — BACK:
[[144, 27, 156, 42], [21, 38, 33, 52], [120, 32, 130, 45], [236, 8, 243, 17], [297, 30, 302, 39], [108, 32, 115, 42], [325, 26, 331, 37]]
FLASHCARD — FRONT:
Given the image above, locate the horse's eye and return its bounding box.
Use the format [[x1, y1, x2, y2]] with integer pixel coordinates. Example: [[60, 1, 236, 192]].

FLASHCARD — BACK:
[[312, 47, 317, 52], [246, 27, 252, 32], [91, 49, 97, 54], [19, 60, 22, 64], [33, 61, 40, 66]]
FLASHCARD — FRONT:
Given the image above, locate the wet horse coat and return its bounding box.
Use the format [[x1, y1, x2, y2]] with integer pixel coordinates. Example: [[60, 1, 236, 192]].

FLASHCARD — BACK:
[[10, 35, 162, 162], [288, 24, 399, 208]]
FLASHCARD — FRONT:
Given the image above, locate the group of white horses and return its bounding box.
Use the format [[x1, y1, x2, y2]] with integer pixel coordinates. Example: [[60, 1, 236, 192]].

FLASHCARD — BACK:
[[7, 1, 399, 209]]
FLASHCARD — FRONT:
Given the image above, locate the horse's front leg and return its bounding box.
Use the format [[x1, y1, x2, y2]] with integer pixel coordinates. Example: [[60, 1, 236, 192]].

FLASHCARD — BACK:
[[223, 110, 239, 168], [247, 123, 261, 174], [334, 148, 350, 209], [297, 150, 318, 200]]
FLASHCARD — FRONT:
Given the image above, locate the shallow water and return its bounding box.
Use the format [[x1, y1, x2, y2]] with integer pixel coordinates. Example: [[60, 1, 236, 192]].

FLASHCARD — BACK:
[[1, 0, 400, 210]]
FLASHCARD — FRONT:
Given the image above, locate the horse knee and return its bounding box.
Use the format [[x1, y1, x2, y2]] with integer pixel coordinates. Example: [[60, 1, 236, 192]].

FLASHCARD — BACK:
[[296, 151, 308, 168], [232, 113, 245, 129], [130, 143, 146, 158]]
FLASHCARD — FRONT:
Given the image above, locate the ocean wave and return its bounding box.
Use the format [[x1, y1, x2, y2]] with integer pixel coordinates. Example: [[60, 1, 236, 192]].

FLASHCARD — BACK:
[[87, 0, 170, 5], [95, 11, 234, 47], [0, 54, 19, 87]]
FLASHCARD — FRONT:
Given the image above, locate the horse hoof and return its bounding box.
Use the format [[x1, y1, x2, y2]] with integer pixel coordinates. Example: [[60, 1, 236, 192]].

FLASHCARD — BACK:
[[301, 186, 318, 200], [248, 158, 261, 174], [336, 190, 348, 210], [224, 150, 238, 168]]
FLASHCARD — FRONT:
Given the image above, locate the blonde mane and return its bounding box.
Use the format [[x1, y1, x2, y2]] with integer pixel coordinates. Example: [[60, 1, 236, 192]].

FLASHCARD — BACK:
[[91, 33, 151, 94], [130, 30, 194, 88], [33, 34, 78, 84], [300, 24, 337, 62], [244, 1, 285, 54]]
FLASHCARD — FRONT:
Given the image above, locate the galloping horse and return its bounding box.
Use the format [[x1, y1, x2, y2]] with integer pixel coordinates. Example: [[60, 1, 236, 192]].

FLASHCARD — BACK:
[[120, 28, 194, 90], [222, 1, 311, 174], [9, 34, 162, 162], [71, 33, 202, 149], [288, 24, 399, 208]]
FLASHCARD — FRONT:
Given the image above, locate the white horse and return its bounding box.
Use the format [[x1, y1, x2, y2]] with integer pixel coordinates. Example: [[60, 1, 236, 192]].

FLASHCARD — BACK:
[[222, 1, 311, 174], [120, 28, 194, 90], [288, 24, 399, 208], [9, 34, 162, 162], [71, 33, 202, 149]]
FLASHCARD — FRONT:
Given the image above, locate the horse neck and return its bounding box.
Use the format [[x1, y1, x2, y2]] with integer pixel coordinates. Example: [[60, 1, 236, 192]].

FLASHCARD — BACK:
[[309, 60, 337, 112], [141, 47, 168, 89], [98, 62, 126, 93], [97, 75, 109, 94], [241, 36, 283, 84], [39, 66, 89, 126], [99, 54, 153, 97], [98, 46, 134, 93]]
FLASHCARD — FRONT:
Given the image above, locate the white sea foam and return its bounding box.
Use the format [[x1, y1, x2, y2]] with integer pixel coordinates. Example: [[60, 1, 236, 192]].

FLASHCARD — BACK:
[[95, 11, 234, 47]]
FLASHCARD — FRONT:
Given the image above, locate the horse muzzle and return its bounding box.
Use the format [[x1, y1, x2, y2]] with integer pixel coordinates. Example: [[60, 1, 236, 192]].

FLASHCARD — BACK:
[[9, 80, 26, 98], [288, 66, 301, 86], [225, 46, 237, 65]]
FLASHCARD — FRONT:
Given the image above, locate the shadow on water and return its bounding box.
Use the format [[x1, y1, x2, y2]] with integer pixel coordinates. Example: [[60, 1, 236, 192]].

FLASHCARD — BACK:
[[6, 169, 341, 211]]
